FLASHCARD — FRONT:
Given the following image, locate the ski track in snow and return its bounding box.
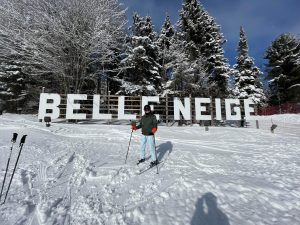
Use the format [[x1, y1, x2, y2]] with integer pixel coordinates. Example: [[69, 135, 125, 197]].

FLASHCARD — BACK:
[[0, 114, 300, 225]]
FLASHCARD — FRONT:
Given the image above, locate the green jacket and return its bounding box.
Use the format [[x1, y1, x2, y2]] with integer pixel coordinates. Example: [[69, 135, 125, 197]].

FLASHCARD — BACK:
[[137, 113, 158, 136]]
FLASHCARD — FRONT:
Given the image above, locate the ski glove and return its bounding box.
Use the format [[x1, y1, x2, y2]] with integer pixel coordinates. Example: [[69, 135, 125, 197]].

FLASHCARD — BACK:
[[152, 128, 157, 134], [131, 124, 137, 131]]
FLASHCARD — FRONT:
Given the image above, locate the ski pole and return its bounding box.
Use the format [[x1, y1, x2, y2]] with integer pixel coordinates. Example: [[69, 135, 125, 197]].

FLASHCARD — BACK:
[[153, 135, 159, 174], [125, 130, 133, 164], [3, 135, 27, 204], [0, 133, 18, 203]]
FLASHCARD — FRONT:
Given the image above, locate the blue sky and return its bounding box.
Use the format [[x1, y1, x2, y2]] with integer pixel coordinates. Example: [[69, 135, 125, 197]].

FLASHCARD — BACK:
[[120, 0, 300, 71]]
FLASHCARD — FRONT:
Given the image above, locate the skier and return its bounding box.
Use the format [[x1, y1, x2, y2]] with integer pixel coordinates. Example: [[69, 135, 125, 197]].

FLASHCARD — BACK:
[[131, 105, 158, 167]]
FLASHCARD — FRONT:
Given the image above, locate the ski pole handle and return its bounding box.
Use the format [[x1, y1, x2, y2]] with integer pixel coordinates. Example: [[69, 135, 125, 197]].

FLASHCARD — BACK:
[[12, 133, 18, 143], [19, 135, 27, 147]]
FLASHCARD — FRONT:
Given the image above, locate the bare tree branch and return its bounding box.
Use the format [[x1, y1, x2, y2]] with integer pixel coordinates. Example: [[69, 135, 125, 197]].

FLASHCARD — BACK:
[[0, 0, 127, 93]]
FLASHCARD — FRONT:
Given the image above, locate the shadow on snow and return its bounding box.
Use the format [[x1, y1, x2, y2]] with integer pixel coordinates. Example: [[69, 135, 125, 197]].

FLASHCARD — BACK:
[[191, 192, 230, 225], [156, 141, 173, 161]]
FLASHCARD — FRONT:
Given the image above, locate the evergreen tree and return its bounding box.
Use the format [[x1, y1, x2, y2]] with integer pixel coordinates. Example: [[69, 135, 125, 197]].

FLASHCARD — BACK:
[[162, 0, 208, 97], [177, 0, 230, 97], [265, 33, 300, 104], [158, 15, 175, 50], [233, 27, 266, 104], [0, 32, 60, 112], [158, 15, 175, 82], [0, 61, 26, 112], [163, 36, 207, 97], [0, 55, 57, 113], [118, 14, 162, 95]]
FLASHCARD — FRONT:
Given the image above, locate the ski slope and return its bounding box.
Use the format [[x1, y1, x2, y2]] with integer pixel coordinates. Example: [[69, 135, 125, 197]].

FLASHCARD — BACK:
[[0, 114, 299, 225]]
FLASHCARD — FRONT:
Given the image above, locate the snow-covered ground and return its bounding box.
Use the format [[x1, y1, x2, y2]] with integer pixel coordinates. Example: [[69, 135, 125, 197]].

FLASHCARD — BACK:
[[0, 114, 299, 225]]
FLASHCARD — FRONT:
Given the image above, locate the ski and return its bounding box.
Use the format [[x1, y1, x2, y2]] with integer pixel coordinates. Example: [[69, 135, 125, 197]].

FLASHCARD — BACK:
[[2, 135, 27, 205], [138, 162, 160, 175], [0, 133, 18, 203]]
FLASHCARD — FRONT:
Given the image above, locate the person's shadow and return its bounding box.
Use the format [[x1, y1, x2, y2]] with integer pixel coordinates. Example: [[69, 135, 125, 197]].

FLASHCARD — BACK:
[[156, 141, 173, 161], [191, 192, 230, 225]]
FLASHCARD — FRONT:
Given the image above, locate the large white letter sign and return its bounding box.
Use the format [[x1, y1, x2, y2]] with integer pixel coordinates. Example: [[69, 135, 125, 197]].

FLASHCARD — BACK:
[[215, 98, 222, 121], [92, 95, 112, 120], [66, 94, 87, 120], [195, 98, 211, 120], [142, 96, 160, 120], [244, 99, 255, 120], [118, 96, 136, 120], [38, 93, 61, 120], [174, 97, 191, 120], [225, 99, 241, 120]]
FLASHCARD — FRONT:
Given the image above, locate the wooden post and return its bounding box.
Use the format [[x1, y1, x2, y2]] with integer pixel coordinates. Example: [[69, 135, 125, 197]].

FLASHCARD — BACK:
[[39, 87, 46, 122], [189, 94, 193, 126], [210, 96, 214, 126], [256, 120, 259, 129], [254, 104, 259, 129], [166, 94, 169, 126], [140, 95, 143, 120], [107, 93, 111, 125]]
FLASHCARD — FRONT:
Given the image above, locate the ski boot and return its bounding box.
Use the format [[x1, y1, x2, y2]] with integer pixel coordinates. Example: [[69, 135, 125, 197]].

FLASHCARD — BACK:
[[150, 159, 159, 167], [137, 158, 145, 165]]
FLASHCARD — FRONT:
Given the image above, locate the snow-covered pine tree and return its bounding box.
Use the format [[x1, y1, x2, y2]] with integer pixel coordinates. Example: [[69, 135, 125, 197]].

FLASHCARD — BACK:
[[233, 27, 266, 105], [202, 11, 230, 98], [161, 1, 207, 97], [0, 54, 55, 113], [163, 36, 207, 97], [177, 0, 230, 97], [265, 33, 300, 104], [158, 15, 175, 50], [0, 61, 25, 112], [158, 15, 175, 82], [118, 14, 162, 95]]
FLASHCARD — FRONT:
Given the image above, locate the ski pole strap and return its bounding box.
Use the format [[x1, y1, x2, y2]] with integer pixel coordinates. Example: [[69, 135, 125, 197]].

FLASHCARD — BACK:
[[12, 133, 18, 143], [19, 135, 27, 147]]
